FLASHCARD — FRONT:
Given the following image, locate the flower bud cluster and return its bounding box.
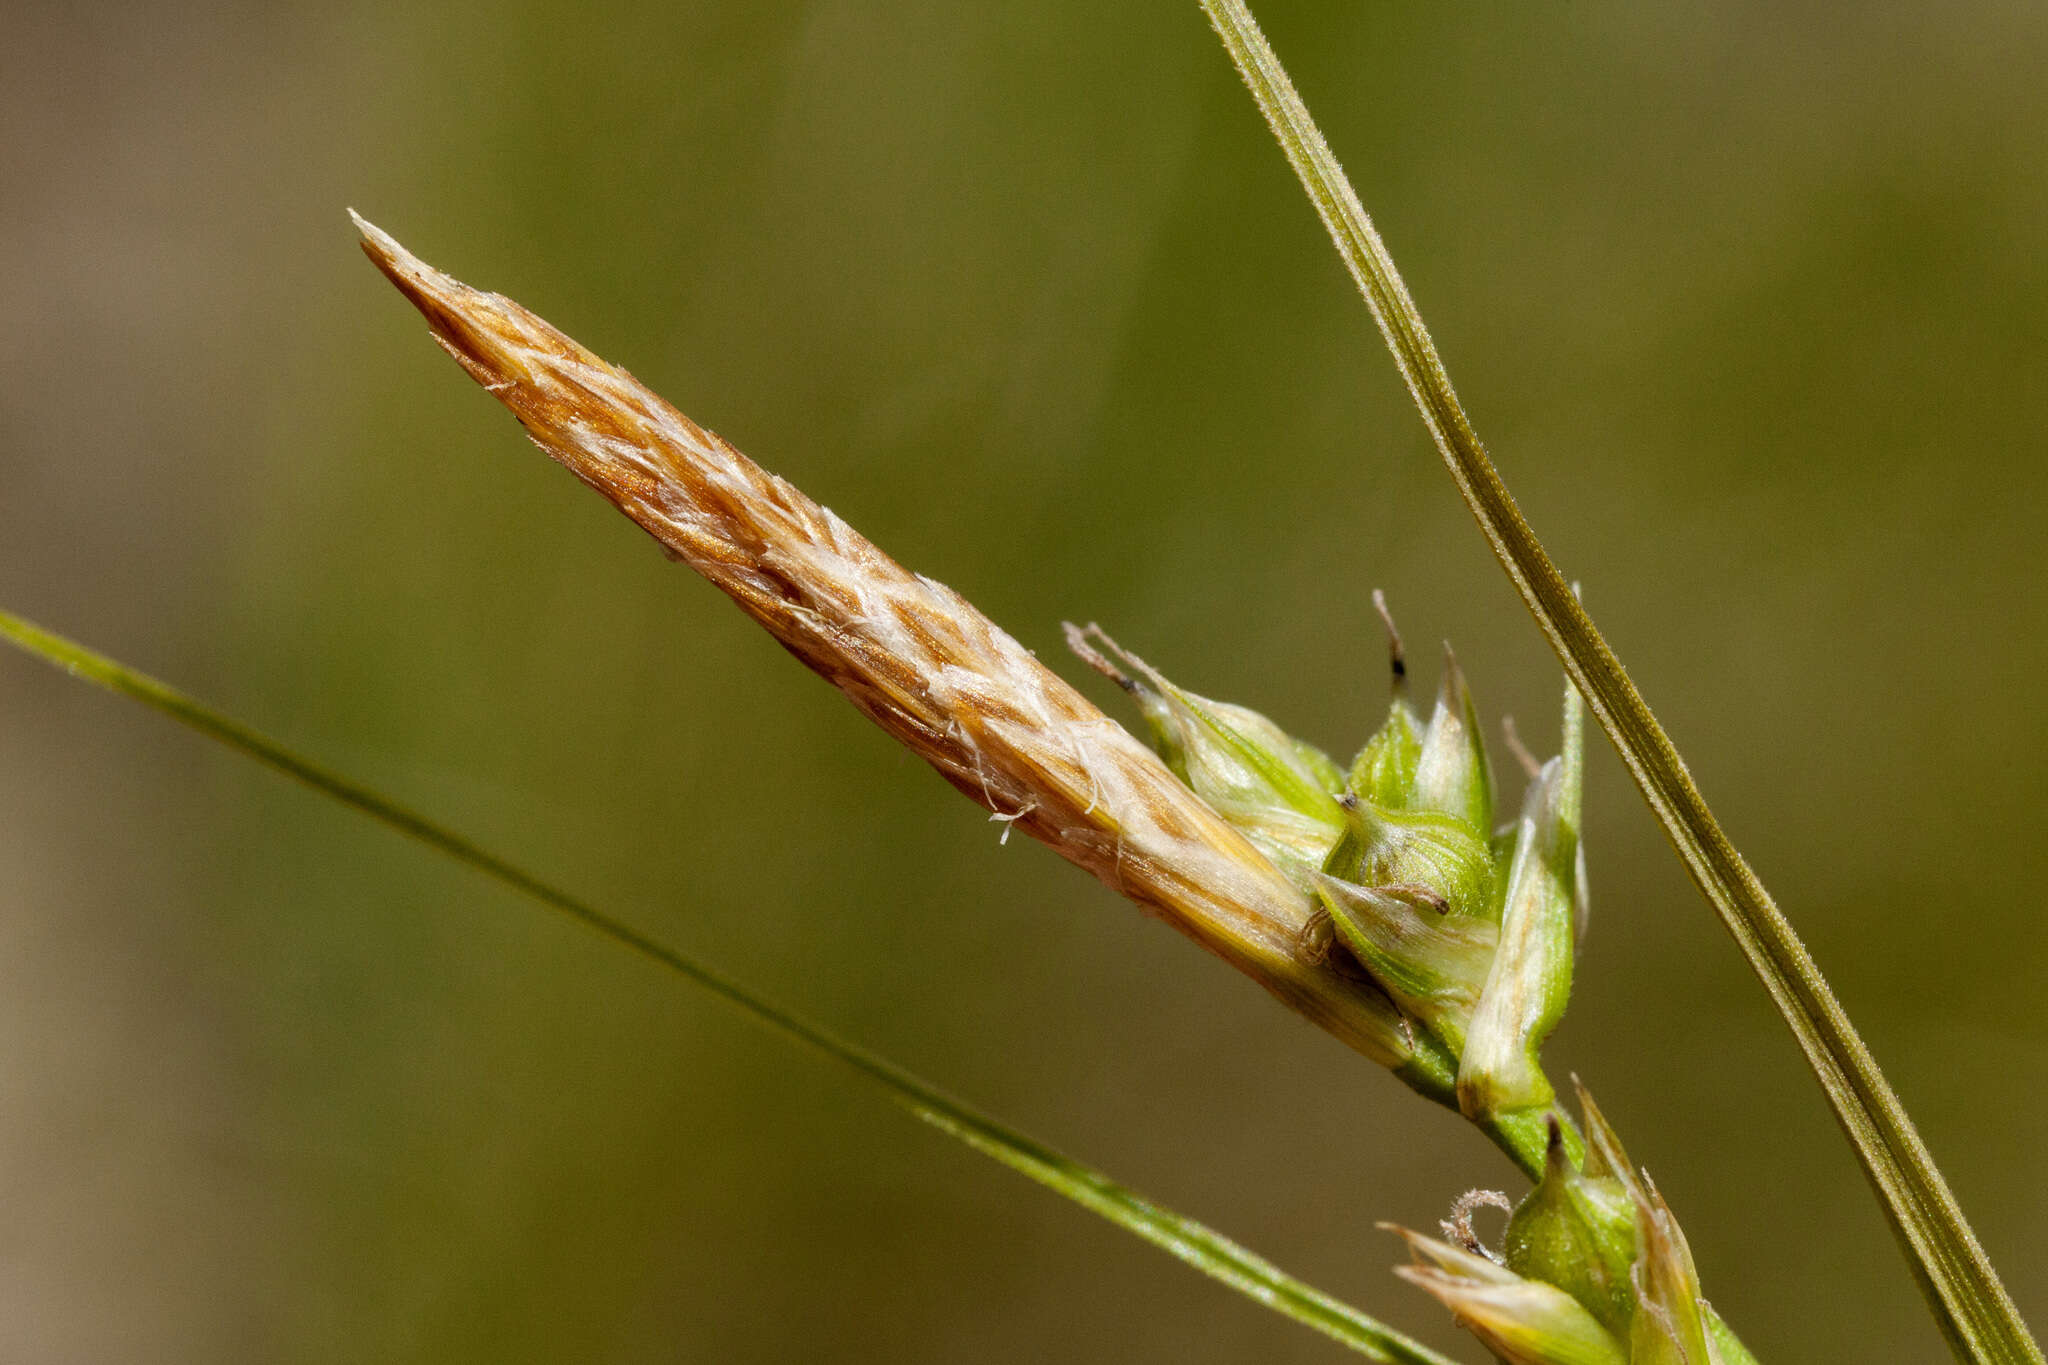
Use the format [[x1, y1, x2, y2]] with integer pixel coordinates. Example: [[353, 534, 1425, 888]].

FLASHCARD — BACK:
[[1069, 605, 1583, 1137]]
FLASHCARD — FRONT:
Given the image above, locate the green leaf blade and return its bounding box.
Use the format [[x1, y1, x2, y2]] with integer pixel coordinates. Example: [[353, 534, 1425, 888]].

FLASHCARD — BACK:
[[0, 606, 1456, 1365], [1197, 3, 2043, 1360]]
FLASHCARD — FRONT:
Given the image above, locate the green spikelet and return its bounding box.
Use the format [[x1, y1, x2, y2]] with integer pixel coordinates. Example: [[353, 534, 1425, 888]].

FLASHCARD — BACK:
[[1073, 599, 1601, 1172]]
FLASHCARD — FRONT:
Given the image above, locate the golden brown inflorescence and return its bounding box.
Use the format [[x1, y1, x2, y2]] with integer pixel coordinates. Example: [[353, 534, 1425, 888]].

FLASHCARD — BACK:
[[353, 214, 1422, 1070]]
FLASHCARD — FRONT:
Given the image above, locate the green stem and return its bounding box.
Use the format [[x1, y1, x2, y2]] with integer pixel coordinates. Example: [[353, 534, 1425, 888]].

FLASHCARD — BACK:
[[0, 606, 1457, 1365], [1393, 1054, 1574, 1184], [1482, 1106, 1579, 1185], [1197, 3, 2041, 1361]]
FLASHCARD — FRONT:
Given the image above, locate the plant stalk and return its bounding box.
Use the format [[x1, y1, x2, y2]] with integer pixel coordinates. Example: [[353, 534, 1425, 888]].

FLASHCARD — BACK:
[[1198, 3, 2042, 1360]]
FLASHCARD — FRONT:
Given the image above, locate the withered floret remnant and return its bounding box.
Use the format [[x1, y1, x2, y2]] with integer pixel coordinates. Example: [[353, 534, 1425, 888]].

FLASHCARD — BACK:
[[1387, 1086, 1757, 1365], [353, 214, 1426, 1072]]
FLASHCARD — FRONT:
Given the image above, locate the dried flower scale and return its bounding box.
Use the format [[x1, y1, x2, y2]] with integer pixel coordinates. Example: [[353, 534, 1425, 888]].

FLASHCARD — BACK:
[[351, 212, 1426, 1074]]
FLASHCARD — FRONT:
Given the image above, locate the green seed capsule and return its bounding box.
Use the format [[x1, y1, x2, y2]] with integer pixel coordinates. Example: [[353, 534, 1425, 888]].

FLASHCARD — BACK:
[[1063, 624, 1345, 889], [1505, 1116, 1640, 1336], [1314, 872, 1498, 1051], [1350, 697, 1424, 809]]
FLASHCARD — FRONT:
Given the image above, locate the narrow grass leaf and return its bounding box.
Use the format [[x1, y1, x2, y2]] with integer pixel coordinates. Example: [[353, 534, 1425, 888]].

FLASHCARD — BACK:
[[0, 607, 1458, 1365], [1197, 3, 2042, 1360]]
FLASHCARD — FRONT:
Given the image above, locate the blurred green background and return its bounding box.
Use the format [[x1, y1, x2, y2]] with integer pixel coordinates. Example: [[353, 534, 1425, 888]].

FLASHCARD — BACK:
[[4, 1, 2046, 1359]]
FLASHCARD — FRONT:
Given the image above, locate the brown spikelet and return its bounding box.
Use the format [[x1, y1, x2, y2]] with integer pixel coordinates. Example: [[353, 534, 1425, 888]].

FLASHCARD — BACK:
[[353, 212, 1415, 1067]]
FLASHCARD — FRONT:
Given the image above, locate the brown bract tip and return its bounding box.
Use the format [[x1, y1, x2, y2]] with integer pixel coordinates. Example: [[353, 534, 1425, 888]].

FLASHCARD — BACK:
[[351, 212, 569, 402]]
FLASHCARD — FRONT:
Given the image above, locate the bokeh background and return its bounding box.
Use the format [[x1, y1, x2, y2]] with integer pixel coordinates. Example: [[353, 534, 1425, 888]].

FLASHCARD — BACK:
[[4, 1, 2047, 1360]]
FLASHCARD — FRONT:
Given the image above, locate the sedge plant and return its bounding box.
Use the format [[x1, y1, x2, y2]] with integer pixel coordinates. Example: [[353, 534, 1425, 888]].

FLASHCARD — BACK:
[[339, 187, 1760, 1361], [1, 3, 2039, 1362]]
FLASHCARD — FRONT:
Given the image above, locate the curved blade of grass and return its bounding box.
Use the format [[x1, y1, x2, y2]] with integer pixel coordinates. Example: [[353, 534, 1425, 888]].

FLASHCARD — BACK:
[[1196, 4, 2041, 1361], [0, 607, 1458, 1365]]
